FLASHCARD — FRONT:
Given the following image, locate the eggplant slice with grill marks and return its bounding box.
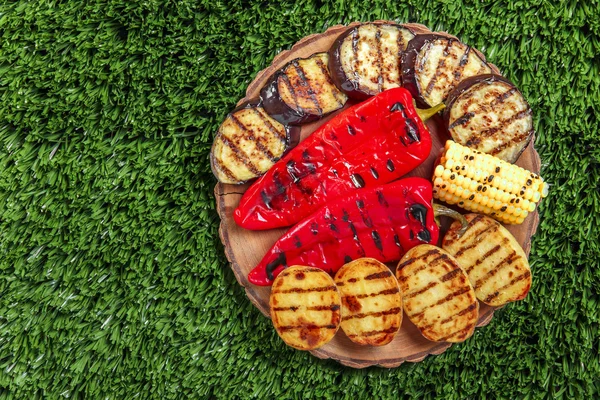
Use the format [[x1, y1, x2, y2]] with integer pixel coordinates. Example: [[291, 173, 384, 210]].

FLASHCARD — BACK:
[[444, 74, 534, 163], [328, 22, 429, 100], [402, 34, 493, 108], [210, 100, 300, 185], [260, 52, 348, 125]]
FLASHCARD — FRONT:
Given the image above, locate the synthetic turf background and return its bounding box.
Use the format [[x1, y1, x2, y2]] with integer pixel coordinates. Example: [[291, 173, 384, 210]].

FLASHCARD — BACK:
[[1, 0, 599, 398]]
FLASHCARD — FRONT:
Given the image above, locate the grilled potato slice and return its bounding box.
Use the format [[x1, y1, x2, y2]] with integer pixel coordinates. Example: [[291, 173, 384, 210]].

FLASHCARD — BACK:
[[261, 52, 348, 125], [442, 214, 532, 306], [396, 245, 478, 343], [444, 74, 534, 163], [270, 266, 341, 350], [334, 258, 402, 346], [328, 23, 428, 99], [402, 34, 493, 107], [210, 101, 299, 184]]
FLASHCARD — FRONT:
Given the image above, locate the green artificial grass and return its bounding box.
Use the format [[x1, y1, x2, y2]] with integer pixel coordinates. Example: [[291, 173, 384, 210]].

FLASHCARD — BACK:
[[0, 0, 599, 398]]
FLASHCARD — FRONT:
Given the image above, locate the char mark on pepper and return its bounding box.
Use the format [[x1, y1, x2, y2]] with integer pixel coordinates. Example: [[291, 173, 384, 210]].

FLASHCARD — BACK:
[[266, 253, 287, 281], [351, 173, 365, 188], [371, 230, 383, 251], [376, 190, 388, 207], [386, 159, 395, 172], [370, 167, 379, 179], [261, 190, 272, 210]]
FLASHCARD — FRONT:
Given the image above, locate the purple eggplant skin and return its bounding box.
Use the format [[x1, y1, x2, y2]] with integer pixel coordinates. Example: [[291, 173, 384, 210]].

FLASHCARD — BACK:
[[259, 70, 319, 126], [210, 99, 301, 185], [443, 74, 534, 163], [328, 23, 427, 101]]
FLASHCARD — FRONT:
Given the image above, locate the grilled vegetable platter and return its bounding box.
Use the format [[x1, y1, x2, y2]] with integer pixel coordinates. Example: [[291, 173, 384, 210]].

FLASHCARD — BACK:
[[213, 21, 545, 368]]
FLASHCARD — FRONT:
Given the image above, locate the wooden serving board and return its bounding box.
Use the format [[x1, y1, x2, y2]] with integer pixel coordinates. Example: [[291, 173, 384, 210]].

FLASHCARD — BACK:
[[214, 21, 541, 368]]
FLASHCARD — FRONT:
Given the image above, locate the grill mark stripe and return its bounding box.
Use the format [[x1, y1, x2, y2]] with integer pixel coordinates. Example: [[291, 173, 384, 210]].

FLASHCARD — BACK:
[[365, 270, 392, 280], [396, 29, 406, 85], [440, 267, 463, 282], [351, 27, 361, 89], [278, 324, 337, 332], [342, 307, 401, 321], [280, 72, 303, 113], [410, 286, 471, 319], [218, 134, 262, 176], [229, 114, 277, 162], [397, 249, 439, 270], [447, 46, 471, 92], [347, 326, 399, 338], [213, 150, 238, 181], [484, 270, 531, 303], [466, 244, 503, 274], [448, 112, 475, 130], [292, 60, 323, 115], [273, 285, 336, 294], [490, 128, 534, 156], [472, 108, 533, 141], [375, 27, 384, 92], [453, 224, 498, 257], [428, 254, 450, 268], [444, 215, 485, 246], [314, 57, 346, 106], [279, 268, 327, 277], [355, 287, 399, 299], [424, 39, 454, 96], [449, 87, 517, 129], [440, 303, 477, 325], [272, 304, 339, 312], [253, 107, 287, 142], [474, 249, 518, 289], [405, 281, 438, 299]]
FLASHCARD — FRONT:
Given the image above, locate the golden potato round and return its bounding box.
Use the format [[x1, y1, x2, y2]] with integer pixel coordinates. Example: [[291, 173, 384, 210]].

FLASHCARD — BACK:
[[334, 258, 402, 346], [270, 266, 341, 350], [397, 245, 479, 343], [443, 213, 532, 306]]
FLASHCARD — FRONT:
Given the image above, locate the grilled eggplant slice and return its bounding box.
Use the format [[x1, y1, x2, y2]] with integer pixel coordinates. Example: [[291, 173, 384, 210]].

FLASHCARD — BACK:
[[444, 74, 534, 163], [210, 100, 300, 184], [270, 266, 341, 350], [442, 214, 532, 307], [334, 258, 402, 346], [402, 34, 493, 107], [328, 23, 428, 100], [396, 244, 479, 343], [260, 52, 348, 125]]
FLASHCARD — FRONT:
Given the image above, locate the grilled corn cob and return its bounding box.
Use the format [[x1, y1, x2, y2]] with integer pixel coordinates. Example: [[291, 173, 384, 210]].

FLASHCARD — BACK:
[[432, 141, 548, 224]]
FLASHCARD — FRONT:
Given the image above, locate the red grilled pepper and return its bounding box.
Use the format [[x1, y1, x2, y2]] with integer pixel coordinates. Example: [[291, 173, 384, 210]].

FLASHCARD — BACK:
[[248, 177, 439, 286], [234, 87, 442, 230]]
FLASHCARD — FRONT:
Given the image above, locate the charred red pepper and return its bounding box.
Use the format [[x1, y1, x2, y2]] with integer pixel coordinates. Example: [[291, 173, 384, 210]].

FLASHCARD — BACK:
[[248, 177, 439, 286], [234, 87, 441, 230]]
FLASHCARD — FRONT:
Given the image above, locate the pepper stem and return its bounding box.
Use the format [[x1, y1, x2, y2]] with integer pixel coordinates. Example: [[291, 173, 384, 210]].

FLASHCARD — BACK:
[[415, 102, 446, 122], [433, 203, 469, 238]]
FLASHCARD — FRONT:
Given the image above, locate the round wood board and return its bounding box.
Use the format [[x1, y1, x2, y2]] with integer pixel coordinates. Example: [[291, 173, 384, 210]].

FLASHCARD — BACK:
[[214, 21, 541, 368]]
